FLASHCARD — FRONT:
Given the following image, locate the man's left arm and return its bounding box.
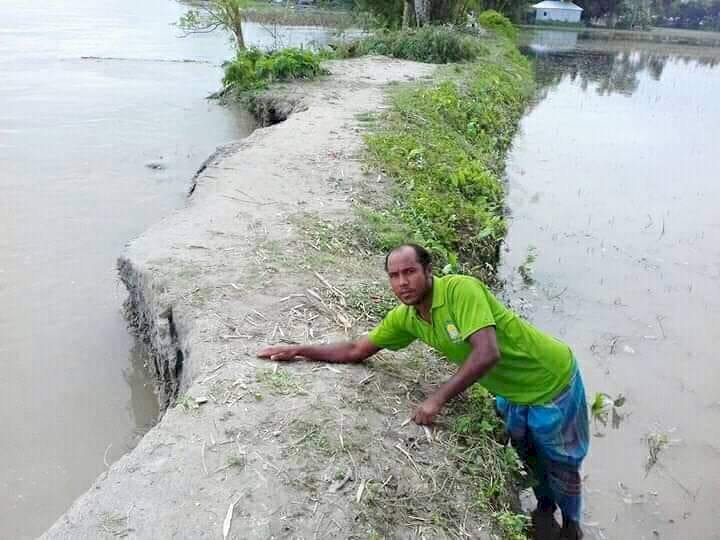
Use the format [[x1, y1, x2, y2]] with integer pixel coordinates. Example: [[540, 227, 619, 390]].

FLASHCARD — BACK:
[[413, 327, 499, 425]]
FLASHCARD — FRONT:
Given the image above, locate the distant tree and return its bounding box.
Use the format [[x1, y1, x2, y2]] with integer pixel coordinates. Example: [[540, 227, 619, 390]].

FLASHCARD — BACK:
[[576, 0, 625, 25], [179, 0, 248, 50], [356, 0, 525, 26]]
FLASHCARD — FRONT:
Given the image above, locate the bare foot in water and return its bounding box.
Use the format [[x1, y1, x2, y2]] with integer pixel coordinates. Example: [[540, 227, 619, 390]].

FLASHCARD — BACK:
[[531, 500, 561, 540]]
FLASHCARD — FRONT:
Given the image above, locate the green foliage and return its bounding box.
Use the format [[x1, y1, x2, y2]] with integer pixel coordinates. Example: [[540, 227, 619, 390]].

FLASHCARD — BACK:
[[353, 0, 404, 28], [333, 26, 486, 63], [477, 9, 519, 40], [361, 40, 533, 274], [175, 394, 199, 412], [454, 385, 507, 440], [223, 47, 326, 91], [492, 510, 531, 540]]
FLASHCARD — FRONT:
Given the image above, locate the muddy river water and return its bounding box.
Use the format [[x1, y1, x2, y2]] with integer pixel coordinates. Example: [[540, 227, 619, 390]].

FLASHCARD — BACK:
[[504, 29, 720, 539], [0, 1, 334, 537]]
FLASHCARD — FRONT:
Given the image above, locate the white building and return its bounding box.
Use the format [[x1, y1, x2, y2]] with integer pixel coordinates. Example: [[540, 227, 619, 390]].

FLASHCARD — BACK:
[[532, 0, 584, 23]]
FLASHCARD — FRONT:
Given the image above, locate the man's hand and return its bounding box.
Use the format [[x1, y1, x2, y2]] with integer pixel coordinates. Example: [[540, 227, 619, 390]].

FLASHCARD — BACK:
[[257, 345, 301, 361], [256, 337, 380, 364], [413, 396, 444, 425]]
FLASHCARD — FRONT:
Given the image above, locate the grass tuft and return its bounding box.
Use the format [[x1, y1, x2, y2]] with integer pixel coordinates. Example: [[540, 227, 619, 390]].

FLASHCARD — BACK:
[[256, 367, 307, 396]]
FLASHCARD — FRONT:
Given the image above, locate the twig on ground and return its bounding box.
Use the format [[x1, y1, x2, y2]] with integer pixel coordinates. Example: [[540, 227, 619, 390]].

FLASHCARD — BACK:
[[356, 479, 367, 503], [103, 443, 112, 468], [548, 286, 568, 300], [656, 315, 666, 339], [201, 440, 209, 476], [609, 337, 619, 355], [358, 373, 376, 385], [222, 493, 243, 540], [395, 443, 423, 478]]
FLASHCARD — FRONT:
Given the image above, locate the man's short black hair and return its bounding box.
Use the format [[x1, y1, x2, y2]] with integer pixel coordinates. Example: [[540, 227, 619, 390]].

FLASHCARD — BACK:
[[384, 243, 432, 272]]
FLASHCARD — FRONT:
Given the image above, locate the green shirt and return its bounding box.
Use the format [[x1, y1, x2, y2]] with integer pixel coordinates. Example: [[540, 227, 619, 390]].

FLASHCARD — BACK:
[[367, 275, 574, 405]]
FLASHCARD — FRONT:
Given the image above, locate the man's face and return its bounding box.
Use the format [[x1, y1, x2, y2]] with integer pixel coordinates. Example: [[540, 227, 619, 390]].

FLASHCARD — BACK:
[[386, 247, 432, 306]]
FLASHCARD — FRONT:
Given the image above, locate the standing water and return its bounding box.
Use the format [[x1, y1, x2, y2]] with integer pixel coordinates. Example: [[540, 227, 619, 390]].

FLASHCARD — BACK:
[[0, 0, 334, 537], [504, 29, 720, 539]]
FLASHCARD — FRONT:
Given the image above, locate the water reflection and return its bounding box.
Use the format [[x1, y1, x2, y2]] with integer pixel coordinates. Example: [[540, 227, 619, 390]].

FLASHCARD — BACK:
[[122, 344, 160, 447], [523, 29, 720, 99], [507, 31, 720, 539]]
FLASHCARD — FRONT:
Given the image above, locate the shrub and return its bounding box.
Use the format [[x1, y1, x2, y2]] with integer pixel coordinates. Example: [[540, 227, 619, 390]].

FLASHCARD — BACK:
[[333, 26, 485, 64], [477, 10, 518, 41], [223, 47, 326, 91]]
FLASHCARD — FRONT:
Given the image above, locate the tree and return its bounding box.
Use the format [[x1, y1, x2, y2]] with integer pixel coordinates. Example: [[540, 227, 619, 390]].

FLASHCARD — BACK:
[[357, 0, 524, 26], [575, 0, 625, 25], [179, 0, 248, 51]]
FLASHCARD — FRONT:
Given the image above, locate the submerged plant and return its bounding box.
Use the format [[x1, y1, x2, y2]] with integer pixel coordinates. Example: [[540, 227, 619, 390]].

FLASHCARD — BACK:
[[591, 392, 626, 430]]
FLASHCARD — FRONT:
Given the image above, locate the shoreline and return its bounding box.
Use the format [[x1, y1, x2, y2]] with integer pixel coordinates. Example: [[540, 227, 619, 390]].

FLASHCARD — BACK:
[[518, 23, 720, 46]]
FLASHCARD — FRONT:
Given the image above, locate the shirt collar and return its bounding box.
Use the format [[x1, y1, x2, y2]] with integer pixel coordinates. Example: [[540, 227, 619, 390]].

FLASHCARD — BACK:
[[430, 275, 447, 310]]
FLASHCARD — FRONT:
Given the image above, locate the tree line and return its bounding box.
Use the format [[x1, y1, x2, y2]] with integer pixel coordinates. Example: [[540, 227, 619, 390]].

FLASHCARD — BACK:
[[575, 0, 720, 29]]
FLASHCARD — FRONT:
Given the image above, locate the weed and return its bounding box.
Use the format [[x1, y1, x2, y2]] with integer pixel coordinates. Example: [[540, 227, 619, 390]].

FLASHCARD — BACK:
[[493, 509, 531, 540], [518, 245, 537, 285], [645, 428, 671, 475], [591, 392, 626, 429], [175, 394, 199, 412], [256, 367, 307, 396], [452, 384, 507, 441], [288, 419, 333, 455], [226, 455, 246, 468]]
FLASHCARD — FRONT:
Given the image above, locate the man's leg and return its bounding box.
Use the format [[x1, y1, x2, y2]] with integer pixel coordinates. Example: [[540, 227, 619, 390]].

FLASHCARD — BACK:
[[544, 459, 583, 539], [495, 397, 561, 536], [527, 365, 590, 540]]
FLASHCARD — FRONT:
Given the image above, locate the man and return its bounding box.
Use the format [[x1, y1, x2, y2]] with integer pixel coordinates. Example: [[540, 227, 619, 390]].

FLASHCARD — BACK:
[[258, 244, 589, 539]]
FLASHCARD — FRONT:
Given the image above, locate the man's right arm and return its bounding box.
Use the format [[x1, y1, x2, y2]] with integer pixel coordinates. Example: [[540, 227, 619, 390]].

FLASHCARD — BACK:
[[257, 336, 380, 364]]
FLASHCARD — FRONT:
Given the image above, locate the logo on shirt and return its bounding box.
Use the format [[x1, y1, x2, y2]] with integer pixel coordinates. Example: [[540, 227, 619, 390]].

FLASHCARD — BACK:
[[446, 322, 461, 343]]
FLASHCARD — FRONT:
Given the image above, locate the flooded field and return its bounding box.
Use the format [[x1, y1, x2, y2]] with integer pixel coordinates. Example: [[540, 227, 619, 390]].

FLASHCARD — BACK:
[[504, 29, 720, 539], [0, 0, 335, 536]]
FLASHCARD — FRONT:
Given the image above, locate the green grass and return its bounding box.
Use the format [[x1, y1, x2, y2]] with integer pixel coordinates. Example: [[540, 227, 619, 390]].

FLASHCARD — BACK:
[[359, 34, 534, 278], [223, 47, 327, 92], [332, 25, 488, 63], [256, 367, 307, 396]]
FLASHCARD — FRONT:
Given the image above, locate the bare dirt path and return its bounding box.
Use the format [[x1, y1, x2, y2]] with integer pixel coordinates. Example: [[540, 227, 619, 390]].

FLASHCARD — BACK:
[[43, 57, 500, 539]]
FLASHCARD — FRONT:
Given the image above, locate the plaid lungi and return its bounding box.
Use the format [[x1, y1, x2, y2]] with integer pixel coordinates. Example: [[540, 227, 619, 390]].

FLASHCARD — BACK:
[[495, 362, 590, 521]]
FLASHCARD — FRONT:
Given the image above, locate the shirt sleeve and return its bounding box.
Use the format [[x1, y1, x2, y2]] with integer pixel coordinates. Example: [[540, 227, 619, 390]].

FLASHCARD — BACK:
[[367, 307, 416, 351], [448, 277, 496, 340]]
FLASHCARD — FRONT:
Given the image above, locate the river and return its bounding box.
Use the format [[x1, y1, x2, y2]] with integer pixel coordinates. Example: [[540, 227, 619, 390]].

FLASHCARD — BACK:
[[0, 1, 335, 537], [505, 29, 720, 539]]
